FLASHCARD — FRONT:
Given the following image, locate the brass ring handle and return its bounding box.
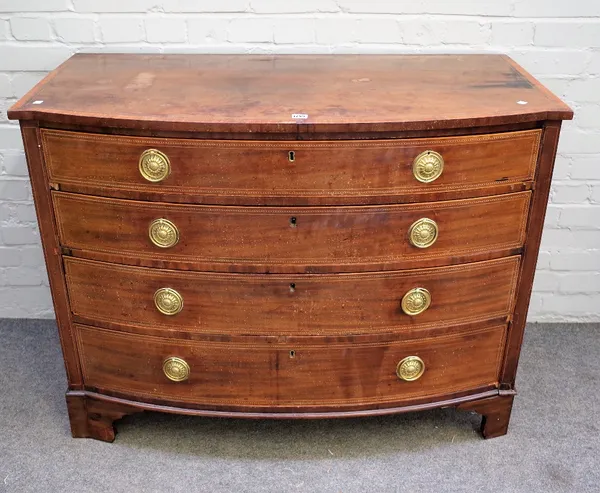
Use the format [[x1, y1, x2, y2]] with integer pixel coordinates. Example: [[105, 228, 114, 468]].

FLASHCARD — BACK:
[[154, 287, 183, 315], [408, 218, 438, 248], [396, 356, 425, 381], [163, 357, 190, 382], [413, 150, 444, 183], [139, 149, 171, 183], [149, 218, 179, 248], [401, 287, 431, 316]]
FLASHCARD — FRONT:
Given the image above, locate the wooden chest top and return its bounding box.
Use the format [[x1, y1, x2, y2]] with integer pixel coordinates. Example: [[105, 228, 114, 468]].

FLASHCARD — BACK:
[[8, 54, 572, 133]]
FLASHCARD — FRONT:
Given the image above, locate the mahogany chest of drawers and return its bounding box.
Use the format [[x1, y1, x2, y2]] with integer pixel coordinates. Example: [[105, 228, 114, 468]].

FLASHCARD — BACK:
[[8, 54, 573, 442]]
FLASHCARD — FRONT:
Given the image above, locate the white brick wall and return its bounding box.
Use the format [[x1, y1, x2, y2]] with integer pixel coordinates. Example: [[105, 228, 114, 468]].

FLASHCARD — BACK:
[[0, 0, 598, 321]]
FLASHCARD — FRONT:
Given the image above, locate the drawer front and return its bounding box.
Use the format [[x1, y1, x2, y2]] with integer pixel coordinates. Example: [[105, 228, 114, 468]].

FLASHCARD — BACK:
[[53, 192, 530, 273], [42, 129, 540, 205], [75, 323, 506, 408], [65, 256, 520, 336]]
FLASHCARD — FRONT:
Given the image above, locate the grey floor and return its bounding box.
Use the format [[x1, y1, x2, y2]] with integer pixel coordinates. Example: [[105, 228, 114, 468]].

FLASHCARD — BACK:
[[0, 320, 599, 493]]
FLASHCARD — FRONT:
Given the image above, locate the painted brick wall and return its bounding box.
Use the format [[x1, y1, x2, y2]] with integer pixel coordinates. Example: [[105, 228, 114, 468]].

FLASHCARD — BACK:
[[0, 1, 599, 320]]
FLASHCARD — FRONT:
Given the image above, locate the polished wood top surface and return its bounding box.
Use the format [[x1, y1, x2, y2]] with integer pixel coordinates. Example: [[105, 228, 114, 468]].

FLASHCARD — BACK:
[[9, 54, 572, 133]]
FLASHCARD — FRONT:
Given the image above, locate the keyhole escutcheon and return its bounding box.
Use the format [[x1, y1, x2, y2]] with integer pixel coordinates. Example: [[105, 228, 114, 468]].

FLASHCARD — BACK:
[[288, 151, 295, 162]]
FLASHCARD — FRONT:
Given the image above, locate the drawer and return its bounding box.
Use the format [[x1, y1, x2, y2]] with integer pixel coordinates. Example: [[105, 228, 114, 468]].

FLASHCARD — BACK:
[[42, 129, 541, 205], [75, 323, 506, 409], [65, 256, 520, 336], [53, 191, 530, 273]]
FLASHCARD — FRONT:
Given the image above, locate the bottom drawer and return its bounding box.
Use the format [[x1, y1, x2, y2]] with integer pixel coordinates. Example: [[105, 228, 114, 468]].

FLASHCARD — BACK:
[[76, 323, 506, 410]]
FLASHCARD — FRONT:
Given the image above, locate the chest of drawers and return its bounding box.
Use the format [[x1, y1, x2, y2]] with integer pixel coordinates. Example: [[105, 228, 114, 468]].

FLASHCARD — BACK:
[[8, 54, 572, 442]]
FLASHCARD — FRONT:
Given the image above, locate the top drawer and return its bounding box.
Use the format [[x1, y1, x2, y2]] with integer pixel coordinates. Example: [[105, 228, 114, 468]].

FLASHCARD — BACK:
[[41, 129, 541, 205]]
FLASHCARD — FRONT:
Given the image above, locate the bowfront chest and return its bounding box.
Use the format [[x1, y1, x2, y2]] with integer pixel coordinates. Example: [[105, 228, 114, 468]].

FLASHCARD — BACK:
[[8, 54, 573, 442]]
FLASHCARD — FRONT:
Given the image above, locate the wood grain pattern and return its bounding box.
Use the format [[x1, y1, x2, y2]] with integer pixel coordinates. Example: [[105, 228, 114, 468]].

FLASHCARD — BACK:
[[8, 54, 572, 133], [7, 53, 573, 441], [68, 388, 503, 418], [53, 192, 530, 273], [19, 123, 83, 387], [64, 256, 520, 336], [65, 388, 511, 442], [42, 128, 541, 205], [40, 120, 543, 142], [75, 322, 506, 409], [66, 392, 141, 442], [501, 121, 563, 386], [458, 393, 515, 439]]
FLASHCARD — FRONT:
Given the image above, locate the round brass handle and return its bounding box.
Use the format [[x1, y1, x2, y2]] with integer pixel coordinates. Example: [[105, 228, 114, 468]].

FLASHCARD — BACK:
[[396, 356, 425, 381], [413, 150, 444, 183], [149, 218, 179, 248], [154, 287, 183, 315], [401, 287, 431, 316], [408, 218, 438, 248], [163, 357, 190, 382], [139, 149, 171, 183]]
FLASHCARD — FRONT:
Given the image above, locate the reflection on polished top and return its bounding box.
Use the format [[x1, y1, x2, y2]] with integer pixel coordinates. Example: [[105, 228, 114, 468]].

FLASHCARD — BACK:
[[8, 53, 572, 132]]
